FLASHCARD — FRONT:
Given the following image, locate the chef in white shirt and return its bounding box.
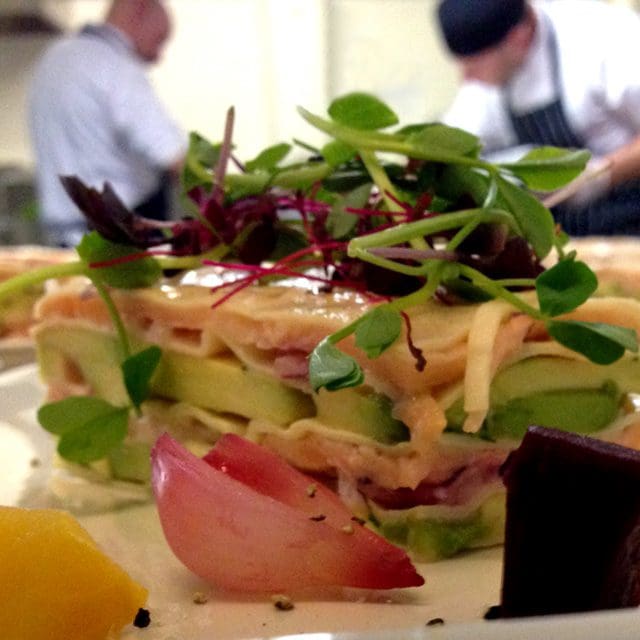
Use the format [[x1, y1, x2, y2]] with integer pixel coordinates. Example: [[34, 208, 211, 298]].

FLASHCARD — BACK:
[[437, 0, 640, 236], [28, 0, 186, 247]]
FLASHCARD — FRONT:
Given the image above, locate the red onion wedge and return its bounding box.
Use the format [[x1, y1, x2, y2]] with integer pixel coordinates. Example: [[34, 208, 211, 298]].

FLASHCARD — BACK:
[[151, 433, 424, 592]]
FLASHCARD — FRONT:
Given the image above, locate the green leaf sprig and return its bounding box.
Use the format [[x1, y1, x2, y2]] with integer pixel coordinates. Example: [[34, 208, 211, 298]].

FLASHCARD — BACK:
[[0, 232, 206, 464], [300, 93, 637, 391], [37, 346, 161, 464]]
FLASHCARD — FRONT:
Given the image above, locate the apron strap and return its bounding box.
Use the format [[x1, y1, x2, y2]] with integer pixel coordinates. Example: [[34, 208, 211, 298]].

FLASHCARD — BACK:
[[503, 14, 584, 149], [503, 15, 640, 236]]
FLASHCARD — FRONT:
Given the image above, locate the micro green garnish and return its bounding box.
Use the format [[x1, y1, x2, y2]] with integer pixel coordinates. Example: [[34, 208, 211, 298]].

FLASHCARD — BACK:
[[0, 232, 206, 464], [34, 233, 171, 463], [302, 93, 635, 391], [546, 321, 638, 366], [309, 255, 638, 391], [309, 339, 364, 392], [2, 91, 637, 452], [535, 259, 598, 316], [37, 346, 161, 464], [38, 397, 129, 465], [76, 232, 163, 290], [355, 306, 403, 358], [298, 94, 590, 260], [123, 346, 163, 411]]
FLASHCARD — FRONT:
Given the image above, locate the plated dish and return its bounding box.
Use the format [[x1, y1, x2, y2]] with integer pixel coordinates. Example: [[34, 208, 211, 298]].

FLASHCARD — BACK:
[[2, 363, 640, 639], [3, 93, 640, 636]]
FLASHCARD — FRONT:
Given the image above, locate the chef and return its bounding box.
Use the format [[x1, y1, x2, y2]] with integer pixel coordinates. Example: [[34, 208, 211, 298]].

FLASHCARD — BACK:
[[437, 0, 640, 236]]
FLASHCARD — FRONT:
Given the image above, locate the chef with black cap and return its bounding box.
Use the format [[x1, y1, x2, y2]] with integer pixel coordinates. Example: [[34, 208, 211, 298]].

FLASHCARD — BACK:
[[437, 0, 640, 236]]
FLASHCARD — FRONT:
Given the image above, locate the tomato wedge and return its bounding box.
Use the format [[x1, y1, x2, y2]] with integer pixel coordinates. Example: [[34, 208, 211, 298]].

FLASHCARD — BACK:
[[151, 433, 424, 592]]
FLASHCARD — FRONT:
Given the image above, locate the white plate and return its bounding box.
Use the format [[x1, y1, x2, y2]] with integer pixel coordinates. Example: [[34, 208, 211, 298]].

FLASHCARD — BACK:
[[0, 337, 34, 371], [2, 365, 639, 640]]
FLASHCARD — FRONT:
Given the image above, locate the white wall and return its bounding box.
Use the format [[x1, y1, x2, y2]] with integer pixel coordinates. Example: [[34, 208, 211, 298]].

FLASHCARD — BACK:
[[0, 0, 458, 168], [327, 0, 457, 124]]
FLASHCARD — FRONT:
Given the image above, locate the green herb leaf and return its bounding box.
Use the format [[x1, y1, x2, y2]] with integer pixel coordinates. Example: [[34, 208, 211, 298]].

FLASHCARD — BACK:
[[327, 182, 372, 239], [321, 139, 356, 167], [536, 259, 598, 316], [245, 143, 292, 172], [405, 123, 481, 158], [270, 162, 332, 191], [438, 165, 494, 207], [501, 147, 590, 191], [546, 320, 638, 365], [328, 93, 399, 130], [57, 407, 130, 464], [122, 346, 162, 410], [355, 307, 402, 358], [76, 232, 162, 289], [225, 172, 271, 199], [322, 165, 372, 192], [309, 338, 365, 391], [182, 132, 221, 192], [39, 396, 130, 464], [496, 175, 555, 259], [268, 225, 309, 261], [38, 396, 122, 436]]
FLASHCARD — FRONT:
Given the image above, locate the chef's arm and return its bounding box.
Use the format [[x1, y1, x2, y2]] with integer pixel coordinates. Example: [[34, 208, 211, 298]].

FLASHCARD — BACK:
[[604, 135, 640, 187], [546, 136, 640, 209]]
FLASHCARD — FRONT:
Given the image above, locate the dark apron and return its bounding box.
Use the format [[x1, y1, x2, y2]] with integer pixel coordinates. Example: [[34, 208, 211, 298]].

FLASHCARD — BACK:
[[504, 17, 640, 236], [133, 173, 172, 221]]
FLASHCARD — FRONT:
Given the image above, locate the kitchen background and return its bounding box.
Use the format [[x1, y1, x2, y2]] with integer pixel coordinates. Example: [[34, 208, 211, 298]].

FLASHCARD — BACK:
[[0, 0, 636, 243]]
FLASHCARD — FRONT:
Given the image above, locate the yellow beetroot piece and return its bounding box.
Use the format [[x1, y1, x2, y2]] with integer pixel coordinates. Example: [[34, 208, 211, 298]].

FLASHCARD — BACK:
[[0, 506, 148, 640]]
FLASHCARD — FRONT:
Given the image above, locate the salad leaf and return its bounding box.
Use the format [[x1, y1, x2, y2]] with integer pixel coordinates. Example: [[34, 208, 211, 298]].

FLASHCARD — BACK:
[[39, 397, 129, 464], [546, 320, 638, 365], [267, 162, 331, 190], [326, 182, 372, 239], [38, 397, 122, 436], [501, 147, 590, 191], [405, 123, 481, 158], [309, 339, 364, 392], [245, 143, 292, 172], [123, 346, 162, 410], [355, 307, 403, 358], [182, 132, 221, 192], [57, 407, 129, 465], [536, 259, 598, 317], [322, 139, 357, 167], [76, 232, 162, 289], [495, 175, 556, 259], [328, 92, 399, 130]]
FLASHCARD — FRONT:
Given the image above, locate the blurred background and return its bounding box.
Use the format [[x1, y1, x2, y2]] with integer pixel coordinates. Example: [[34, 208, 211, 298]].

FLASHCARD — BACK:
[[0, 0, 637, 243]]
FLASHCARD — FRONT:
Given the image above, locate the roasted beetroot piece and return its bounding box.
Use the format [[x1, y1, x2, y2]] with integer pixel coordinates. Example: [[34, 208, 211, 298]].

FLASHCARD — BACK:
[[499, 425, 640, 618]]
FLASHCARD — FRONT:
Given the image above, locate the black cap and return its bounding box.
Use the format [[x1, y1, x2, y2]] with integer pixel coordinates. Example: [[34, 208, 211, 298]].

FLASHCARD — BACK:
[[437, 0, 526, 56]]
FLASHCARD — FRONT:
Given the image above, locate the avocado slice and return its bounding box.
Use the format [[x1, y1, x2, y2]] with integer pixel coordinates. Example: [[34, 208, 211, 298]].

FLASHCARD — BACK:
[[108, 442, 151, 483], [313, 387, 410, 445], [151, 350, 314, 424], [375, 492, 505, 562], [37, 325, 408, 450], [487, 381, 620, 440], [446, 355, 640, 439], [36, 325, 314, 425]]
